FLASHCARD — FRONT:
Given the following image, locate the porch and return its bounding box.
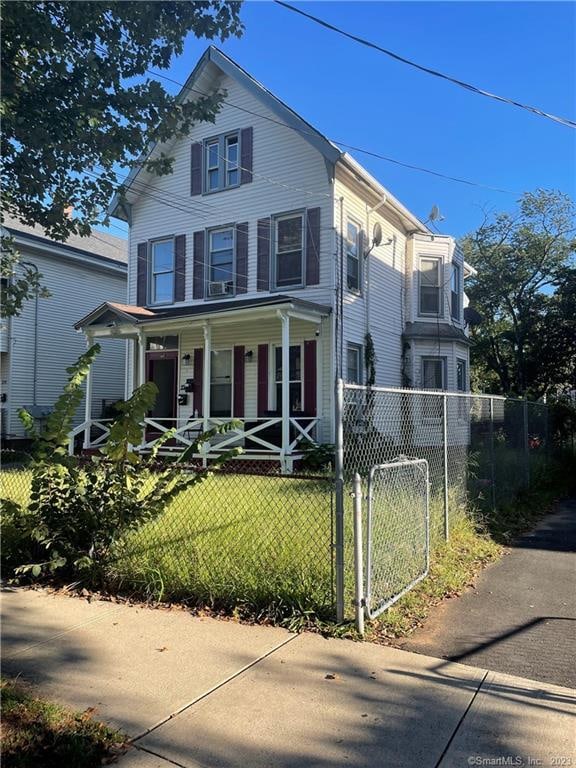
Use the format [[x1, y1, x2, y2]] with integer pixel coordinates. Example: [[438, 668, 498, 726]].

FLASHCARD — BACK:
[[72, 296, 332, 472]]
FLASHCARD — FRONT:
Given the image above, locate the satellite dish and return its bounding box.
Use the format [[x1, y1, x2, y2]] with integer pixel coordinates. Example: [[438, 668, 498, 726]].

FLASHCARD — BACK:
[[428, 205, 445, 223], [372, 222, 383, 247]]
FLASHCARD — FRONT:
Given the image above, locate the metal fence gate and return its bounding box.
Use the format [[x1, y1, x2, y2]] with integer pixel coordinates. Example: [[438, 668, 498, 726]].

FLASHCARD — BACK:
[[352, 458, 430, 633]]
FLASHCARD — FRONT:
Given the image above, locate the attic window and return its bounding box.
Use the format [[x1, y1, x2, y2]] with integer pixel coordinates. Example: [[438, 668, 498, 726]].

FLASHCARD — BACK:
[[204, 132, 240, 193]]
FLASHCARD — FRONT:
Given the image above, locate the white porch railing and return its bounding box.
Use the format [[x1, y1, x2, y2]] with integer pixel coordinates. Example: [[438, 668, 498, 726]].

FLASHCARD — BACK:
[[68, 416, 320, 466]]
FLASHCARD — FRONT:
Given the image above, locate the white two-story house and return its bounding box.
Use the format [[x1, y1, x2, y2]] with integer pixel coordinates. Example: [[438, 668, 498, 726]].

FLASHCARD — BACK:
[[75, 47, 474, 469]]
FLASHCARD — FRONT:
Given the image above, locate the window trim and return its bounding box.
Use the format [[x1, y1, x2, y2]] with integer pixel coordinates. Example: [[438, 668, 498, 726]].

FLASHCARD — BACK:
[[148, 236, 175, 306], [451, 261, 461, 322], [346, 218, 362, 294], [203, 131, 241, 195], [418, 255, 443, 318], [206, 224, 236, 299], [271, 210, 305, 291], [456, 357, 467, 392], [346, 342, 363, 384], [421, 356, 447, 391], [271, 342, 304, 412]]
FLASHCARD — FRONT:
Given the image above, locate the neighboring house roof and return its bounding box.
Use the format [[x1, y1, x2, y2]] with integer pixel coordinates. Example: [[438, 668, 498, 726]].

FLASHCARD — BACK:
[[2, 214, 128, 267], [403, 321, 470, 344], [75, 295, 331, 330], [109, 46, 430, 235]]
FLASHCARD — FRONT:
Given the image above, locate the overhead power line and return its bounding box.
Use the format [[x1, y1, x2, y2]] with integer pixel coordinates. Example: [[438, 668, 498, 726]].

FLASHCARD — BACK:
[[274, 0, 576, 130]]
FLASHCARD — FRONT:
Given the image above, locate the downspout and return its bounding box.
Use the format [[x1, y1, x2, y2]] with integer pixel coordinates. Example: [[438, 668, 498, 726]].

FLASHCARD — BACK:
[[20, 261, 40, 406]]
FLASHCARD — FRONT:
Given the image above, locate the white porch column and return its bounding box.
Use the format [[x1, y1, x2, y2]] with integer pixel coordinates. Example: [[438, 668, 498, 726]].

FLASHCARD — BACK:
[[279, 311, 290, 470], [137, 329, 146, 387], [202, 321, 212, 434], [83, 332, 94, 449]]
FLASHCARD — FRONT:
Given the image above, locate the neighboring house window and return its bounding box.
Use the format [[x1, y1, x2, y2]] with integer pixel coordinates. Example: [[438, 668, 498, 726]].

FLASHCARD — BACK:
[[422, 356, 446, 418], [451, 262, 461, 321], [274, 344, 302, 412], [347, 343, 363, 384], [274, 213, 303, 288], [150, 239, 174, 305], [419, 257, 442, 316], [346, 220, 361, 292], [208, 227, 235, 295], [204, 132, 240, 193]]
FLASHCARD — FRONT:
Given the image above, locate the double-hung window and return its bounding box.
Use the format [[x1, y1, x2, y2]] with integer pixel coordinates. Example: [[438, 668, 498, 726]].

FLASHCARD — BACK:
[[347, 343, 363, 384], [451, 262, 461, 321], [422, 356, 446, 418], [204, 132, 240, 193], [150, 239, 174, 305], [274, 214, 303, 288], [456, 358, 467, 419], [419, 257, 442, 316], [346, 220, 361, 292], [275, 345, 303, 412], [208, 228, 234, 294]]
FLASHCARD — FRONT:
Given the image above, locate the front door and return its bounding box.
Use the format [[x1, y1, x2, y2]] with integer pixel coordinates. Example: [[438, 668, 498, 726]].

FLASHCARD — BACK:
[[147, 351, 178, 425]]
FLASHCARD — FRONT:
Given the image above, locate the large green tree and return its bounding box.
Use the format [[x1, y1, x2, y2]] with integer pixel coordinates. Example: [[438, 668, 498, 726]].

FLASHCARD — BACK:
[[1, 0, 243, 314], [461, 190, 576, 398]]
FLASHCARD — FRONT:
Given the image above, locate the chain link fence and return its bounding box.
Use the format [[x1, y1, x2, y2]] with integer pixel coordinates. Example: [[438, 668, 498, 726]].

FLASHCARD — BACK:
[[337, 383, 575, 621]]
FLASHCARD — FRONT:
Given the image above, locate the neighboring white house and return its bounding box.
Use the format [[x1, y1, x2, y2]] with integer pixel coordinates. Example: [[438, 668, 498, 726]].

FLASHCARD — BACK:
[[1, 216, 127, 442], [74, 46, 475, 469]]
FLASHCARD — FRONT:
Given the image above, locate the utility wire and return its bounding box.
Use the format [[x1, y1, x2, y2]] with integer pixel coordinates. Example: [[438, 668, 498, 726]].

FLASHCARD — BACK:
[[274, 0, 576, 130]]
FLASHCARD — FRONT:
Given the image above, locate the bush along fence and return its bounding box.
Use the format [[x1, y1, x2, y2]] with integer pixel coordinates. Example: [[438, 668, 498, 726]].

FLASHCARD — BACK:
[[1, 351, 574, 629]]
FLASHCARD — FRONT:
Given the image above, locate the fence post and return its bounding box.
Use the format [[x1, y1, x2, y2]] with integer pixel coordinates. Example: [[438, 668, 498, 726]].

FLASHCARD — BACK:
[[489, 397, 496, 512], [352, 472, 365, 636], [334, 377, 345, 623], [442, 393, 449, 541], [523, 398, 530, 488]]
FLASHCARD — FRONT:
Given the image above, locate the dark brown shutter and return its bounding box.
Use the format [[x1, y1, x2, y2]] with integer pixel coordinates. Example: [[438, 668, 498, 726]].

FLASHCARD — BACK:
[[233, 345, 245, 417], [305, 207, 321, 286], [193, 348, 203, 416], [304, 339, 317, 416], [190, 142, 203, 196], [257, 344, 269, 416], [193, 230, 205, 300], [236, 222, 248, 294], [137, 242, 148, 306], [257, 217, 270, 292], [240, 127, 253, 184], [174, 234, 186, 302]]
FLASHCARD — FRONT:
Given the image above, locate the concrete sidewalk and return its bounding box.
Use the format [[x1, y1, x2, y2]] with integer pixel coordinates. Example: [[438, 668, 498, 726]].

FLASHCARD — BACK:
[[2, 588, 575, 767]]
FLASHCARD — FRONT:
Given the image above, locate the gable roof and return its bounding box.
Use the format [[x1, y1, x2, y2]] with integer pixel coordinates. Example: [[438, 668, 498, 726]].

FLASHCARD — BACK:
[[2, 214, 127, 267], [109, 46, 430, 235]]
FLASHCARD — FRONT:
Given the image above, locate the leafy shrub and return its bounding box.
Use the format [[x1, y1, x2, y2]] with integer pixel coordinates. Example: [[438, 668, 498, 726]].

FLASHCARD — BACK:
[[4, 345, 239, 583]]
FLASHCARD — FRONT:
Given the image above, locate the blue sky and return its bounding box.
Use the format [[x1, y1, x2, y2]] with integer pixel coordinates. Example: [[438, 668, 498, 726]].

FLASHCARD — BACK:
[[105, 1, 575, 239]]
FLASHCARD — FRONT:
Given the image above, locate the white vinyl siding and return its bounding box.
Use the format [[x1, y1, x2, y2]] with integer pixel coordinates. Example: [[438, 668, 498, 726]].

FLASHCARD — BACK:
[[4, 248, 127, 438], [128, 70, 334, 308]]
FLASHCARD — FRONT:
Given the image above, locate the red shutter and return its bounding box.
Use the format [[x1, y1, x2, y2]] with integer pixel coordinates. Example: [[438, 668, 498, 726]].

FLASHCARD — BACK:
[[137, 242, 148, 306], [193, 348, 203, 416], [240, 127, 253, 184], [257, 218, 270, 291], [305, 207, 321, 286], [190, 142, 202, 196], [193, 230, 205, 300], [174, 234, 186, 302], [233, 345, 245, 417], [236, 222, 248, 294], [304, 339, 317, 416], [257, 344, 269, 416]]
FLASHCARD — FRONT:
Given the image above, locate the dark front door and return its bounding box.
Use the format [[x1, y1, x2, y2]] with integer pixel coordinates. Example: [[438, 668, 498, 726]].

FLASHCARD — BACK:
[[147, 351, 178, 425]]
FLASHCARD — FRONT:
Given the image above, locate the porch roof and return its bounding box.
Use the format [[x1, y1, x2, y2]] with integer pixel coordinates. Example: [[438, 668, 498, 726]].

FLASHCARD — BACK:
[[75, 295, 331, 331]]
